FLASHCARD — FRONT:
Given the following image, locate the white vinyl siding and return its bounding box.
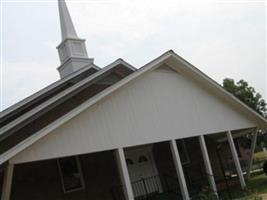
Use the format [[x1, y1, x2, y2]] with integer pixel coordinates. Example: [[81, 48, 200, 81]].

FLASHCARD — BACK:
[[10, 66, 255, 164]]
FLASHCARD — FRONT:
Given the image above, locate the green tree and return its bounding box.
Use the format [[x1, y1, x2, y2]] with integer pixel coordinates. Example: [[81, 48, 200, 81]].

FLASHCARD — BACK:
[[223, 78, 267, 148], [223, 78, 267, 118]]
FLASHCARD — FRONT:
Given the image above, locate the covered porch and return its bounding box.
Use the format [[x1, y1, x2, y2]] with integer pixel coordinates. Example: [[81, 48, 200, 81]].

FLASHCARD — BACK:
[[0, 129, 252, 200]]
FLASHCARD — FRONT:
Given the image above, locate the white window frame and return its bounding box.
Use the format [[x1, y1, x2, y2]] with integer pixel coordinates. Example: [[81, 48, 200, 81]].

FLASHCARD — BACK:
[[57, 156, 85, 193]]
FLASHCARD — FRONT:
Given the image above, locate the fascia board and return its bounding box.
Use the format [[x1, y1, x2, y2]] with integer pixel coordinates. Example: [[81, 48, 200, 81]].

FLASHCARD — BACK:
[[1, 49, 265, 165], [0, 51, 172, 165], [0, 60, 127, 137], [169, 53, 267, 127], [0, 64, 99, 119]]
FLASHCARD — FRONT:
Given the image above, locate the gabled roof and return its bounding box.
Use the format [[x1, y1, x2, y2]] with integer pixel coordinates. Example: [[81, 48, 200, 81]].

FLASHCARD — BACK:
[[0, 60, 135, 138], [0, 59, 135, 163], [0, 50, 266, 165]]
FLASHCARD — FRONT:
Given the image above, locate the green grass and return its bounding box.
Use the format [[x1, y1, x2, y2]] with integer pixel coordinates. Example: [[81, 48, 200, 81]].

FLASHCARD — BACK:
[[189, 173, 267, 199], [217, 172, 267, 199], [247, 172, 267, 194]]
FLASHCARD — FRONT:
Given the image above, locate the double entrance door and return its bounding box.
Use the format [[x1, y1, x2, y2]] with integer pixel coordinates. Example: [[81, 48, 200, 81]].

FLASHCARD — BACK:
[[125, 145, 162, 198]]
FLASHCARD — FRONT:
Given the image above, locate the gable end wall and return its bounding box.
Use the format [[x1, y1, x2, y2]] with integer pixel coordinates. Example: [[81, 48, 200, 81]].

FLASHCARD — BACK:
[[10, 67, 256, 164]]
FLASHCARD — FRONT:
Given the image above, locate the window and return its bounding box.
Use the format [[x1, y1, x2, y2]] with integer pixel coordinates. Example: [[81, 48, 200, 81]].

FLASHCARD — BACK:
[[138, 155, 148, 163], [177, 140, 190, 164], [126, 158, 134, 165], [57, 156, 85, 193]]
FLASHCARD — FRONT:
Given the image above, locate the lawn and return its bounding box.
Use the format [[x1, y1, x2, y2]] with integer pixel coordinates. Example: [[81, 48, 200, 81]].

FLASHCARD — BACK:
[[216, 172, 267, 200], [190, 172, 267, 199], [247, 172, 267, 194]]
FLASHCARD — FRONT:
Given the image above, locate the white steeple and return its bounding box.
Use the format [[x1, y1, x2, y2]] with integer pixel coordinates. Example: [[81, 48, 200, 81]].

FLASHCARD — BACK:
[[57, 0, 94, 78], [58, 0, 78, 40]]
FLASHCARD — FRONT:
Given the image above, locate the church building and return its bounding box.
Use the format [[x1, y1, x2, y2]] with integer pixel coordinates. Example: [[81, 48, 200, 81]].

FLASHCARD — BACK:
[[1, 1, 266, 200]]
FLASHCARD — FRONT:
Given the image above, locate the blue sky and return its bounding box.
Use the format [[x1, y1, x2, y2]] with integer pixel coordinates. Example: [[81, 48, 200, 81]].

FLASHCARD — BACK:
[[1, 0, 266, 110]]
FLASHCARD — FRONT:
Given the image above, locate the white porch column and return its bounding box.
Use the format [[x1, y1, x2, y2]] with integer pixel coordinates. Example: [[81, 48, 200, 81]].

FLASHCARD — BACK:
[[169, 140, 190, 200], [1, 163, 14, 200], [198, 135, 218, 199], [115, 148, 134, 200], [246, 129, 258, 180], [226, 131, 246, 189]]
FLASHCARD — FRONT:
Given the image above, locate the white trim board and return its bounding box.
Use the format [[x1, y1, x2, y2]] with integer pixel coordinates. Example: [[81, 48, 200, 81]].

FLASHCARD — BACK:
[[0, 59, 135, 137], [0, 64, 99, 119]]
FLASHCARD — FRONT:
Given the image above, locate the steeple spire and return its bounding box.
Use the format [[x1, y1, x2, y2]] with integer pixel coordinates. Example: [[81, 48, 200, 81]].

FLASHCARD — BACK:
[[57, 0, 94, 78], [58, 0, 78, 40]]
